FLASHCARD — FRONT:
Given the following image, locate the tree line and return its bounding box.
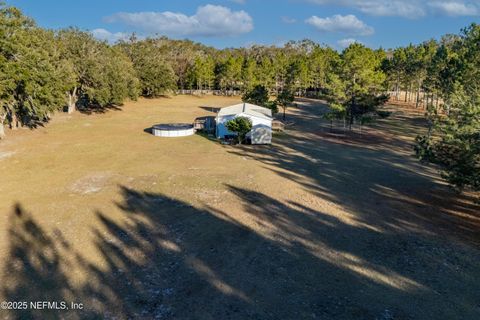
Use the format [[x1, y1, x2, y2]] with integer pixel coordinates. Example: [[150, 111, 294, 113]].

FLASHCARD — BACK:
[[0, 4, 478, 194], [0, 3, 371, 138]]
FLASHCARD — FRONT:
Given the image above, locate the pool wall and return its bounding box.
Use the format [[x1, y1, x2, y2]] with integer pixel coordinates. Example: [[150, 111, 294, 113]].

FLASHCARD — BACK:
[[152, 124, 195, 137]]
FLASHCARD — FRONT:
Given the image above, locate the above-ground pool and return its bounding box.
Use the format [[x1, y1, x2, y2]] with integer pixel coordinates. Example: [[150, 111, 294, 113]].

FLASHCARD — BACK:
[[152, 123, 195, 137]]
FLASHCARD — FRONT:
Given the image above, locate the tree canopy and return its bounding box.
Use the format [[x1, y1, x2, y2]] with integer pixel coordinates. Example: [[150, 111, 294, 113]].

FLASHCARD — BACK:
[[117, 38, 175, 98]]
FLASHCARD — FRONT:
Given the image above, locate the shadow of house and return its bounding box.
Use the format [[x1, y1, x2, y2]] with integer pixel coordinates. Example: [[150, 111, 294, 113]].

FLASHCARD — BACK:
[[199, 106, 221, 113]]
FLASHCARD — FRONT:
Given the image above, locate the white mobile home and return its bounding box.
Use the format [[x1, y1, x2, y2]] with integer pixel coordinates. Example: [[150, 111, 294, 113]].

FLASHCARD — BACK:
[[216, 103, 272, 144]]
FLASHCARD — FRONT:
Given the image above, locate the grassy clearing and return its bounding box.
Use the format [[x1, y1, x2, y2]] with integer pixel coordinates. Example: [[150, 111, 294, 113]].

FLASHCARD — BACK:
[[0, 95, 479, 319]]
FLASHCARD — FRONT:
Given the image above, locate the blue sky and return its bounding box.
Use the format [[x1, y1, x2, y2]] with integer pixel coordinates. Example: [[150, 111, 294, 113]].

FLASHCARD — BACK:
[[7, 0, 480, 49]]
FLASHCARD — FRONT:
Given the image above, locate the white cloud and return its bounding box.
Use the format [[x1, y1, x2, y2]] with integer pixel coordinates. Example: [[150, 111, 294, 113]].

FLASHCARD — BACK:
[[307, 0, 424, 18], [428, 1, 479, 16], [306, 14, 374, 36], [281, 16, 297, 24], [357, 1, 423, 17], [307, 0, 480, 18], [104, 4, 253, 37], [91, 28, 130, 43], [337, 38, 360, 48]]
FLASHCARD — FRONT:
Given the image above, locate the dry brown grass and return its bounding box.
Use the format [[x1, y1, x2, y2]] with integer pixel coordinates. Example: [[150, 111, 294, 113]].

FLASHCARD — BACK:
[[0, 95, 479, 319]]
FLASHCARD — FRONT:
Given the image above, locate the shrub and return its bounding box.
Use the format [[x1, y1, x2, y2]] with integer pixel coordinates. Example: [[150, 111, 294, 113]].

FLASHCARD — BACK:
[[225, 116, 252, 144]]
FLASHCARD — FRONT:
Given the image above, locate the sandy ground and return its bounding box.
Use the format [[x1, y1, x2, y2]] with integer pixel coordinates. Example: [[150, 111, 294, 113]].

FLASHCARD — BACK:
[[0, 95, 479, 319]]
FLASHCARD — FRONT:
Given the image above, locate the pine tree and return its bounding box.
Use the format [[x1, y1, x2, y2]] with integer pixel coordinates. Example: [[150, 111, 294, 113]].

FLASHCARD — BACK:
[[416, 24, 480, 195], [334, 43, 388, 130]]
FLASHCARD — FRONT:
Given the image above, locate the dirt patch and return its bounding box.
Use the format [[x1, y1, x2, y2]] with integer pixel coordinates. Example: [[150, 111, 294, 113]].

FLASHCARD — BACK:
[[69, 172, 115, 194], [193, 189, 228, 203], [0, 151, 15, 161]]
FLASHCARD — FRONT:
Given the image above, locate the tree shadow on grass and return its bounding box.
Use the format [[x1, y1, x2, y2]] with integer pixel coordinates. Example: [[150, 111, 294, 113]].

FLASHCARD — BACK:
[[222, 185, 480, 317], [1, 204, 95, 319], [78, 104, 123, 115], [221, 101, 480, 317], [2, 183, 480, 319], [228, 100, 480, 246]]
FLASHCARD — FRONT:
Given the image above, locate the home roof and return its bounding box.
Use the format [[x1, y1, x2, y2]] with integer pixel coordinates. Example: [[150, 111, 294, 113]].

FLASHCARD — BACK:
[[217, 103, 272, 120]]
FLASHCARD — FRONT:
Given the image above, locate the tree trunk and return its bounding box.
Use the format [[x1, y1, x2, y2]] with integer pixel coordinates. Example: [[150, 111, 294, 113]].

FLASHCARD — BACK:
[[67, 97, 75, 114], [283, 107, 286, 121], [349, 95, 354, 131], [395, 75, 400, 101], [10, 113, 18, 130], [416, 82, 421, 108], [0, 113, 6, 139], [350, 75, 356, 131], [67, 87, 78, 114]]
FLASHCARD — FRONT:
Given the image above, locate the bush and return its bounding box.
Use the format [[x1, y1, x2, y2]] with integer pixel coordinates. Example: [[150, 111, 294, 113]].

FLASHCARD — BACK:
[[225, 116, 252, 145]]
